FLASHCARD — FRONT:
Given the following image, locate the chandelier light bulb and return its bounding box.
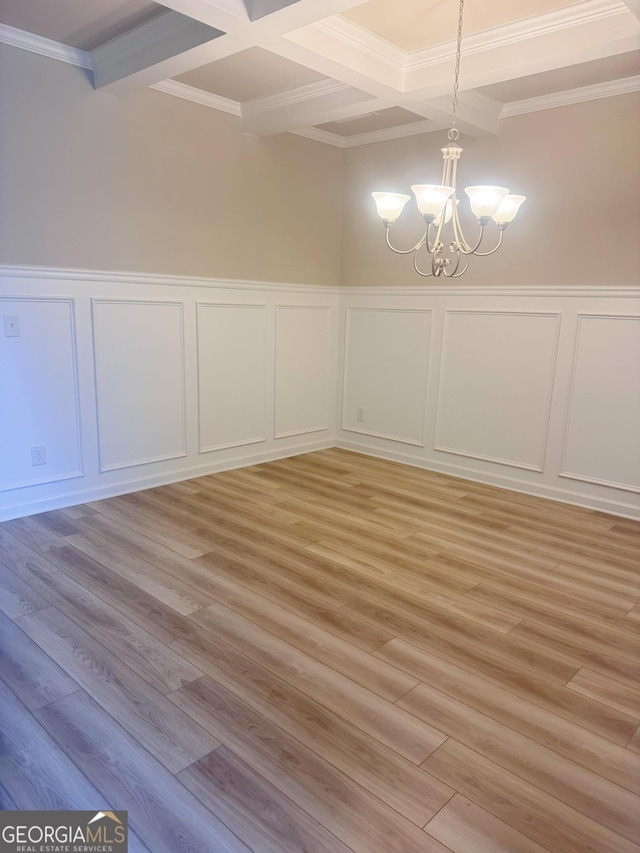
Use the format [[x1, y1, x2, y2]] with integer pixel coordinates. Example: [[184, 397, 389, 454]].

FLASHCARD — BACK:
[[371, 192, 411, 224], [464, 186, 510, 220], [410, 185, 455, 218], [433, 198, 459, 228], [492, 194, 527, 226]]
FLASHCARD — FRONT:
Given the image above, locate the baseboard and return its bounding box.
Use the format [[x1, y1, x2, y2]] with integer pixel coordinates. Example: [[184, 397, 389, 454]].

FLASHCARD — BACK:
[[335, 438, 640, 520], [0, 438, 334, 522]]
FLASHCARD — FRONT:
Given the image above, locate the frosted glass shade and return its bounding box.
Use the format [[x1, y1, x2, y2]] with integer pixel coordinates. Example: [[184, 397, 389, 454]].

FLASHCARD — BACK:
[[433, 198, 459, 227], [492, 194, 526, 225], [372, 192, 411, 223], [411, 185, 454, 217], [464, 185, 510, 219]]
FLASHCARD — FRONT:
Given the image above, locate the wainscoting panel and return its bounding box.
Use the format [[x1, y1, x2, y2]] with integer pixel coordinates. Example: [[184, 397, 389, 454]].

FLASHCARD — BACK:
[[561, 314, 640, 492], [342, 308, 431, 445], [336, 287, 640, 518], [434, 311, 560, 471], [275, 306, 332, 439], [0, 298, 82, 491], [197, 303, 266, 453], [92, 300, 187, 472]]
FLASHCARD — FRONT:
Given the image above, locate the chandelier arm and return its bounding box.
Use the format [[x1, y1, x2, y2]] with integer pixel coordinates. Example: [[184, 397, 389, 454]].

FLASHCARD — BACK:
[[471, 228, 504, 256], [413, 250, 436, 277], [441, 250, 462, 277], [448, 256, 471, 277], [384, 226, 428, 255]]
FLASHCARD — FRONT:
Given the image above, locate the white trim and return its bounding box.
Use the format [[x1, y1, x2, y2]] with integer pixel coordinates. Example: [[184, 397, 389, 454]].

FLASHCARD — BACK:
[[149, 79, 241, 115], [0, 438, 335, 523], [502, 75, 640, 118], [0, 24, 92, 69], [433, 310, 562, 473], [91, 298, 188, 473], [339, 284, 640, 297], [291, 127, 348, 147], [312, 16, 406, 73], [0, 296, 84, 493], [341, 306, 431, 447], [336, 438, 640, 520], [241, 79, 351, 116], [560, 312, 640, 493], [406, 0, 630, 72], [340, 119, 438, 148], [0, 265, 340, 293], [196, 301, 268, 455]]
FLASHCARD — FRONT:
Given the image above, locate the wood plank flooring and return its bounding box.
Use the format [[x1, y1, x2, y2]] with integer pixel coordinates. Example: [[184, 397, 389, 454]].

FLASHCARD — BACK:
[[1, 448, 639, 852]]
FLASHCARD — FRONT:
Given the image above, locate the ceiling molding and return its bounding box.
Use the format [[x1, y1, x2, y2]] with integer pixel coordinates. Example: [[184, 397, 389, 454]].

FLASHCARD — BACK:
[[291, 127, 347, 147], [0, 23, 92, 69], [241, 79, 350, 115], [149, 79, 242, 115], [405, 0, 631, 72], [502, 74, 640, 117], [340, 118, 438, 148], [311, 16, 406, 74]]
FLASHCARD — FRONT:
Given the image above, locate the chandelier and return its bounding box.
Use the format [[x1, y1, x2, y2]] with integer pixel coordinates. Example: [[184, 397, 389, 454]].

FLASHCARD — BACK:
[[372, 0, 525, 278]]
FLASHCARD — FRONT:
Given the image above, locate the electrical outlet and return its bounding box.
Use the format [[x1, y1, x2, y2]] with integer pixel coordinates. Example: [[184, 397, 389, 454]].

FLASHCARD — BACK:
[[356, 407, 365, 422], [31, 445, 47, 466]]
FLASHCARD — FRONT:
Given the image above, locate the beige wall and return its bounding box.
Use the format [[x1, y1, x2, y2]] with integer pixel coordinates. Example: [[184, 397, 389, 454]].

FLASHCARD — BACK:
[[341, 93, 640, 287], [0, 44, 343, 286]]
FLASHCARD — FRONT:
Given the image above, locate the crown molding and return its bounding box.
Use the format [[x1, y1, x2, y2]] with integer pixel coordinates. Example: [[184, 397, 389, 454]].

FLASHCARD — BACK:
[[406, 0, 632, 72], [241, 79, 351, 116], [291, 127, 347, 148], [0, 23, 92, 69], [312, 16, 406, 74], [502, 74, 640, 117], [149, 79, 242, 115]]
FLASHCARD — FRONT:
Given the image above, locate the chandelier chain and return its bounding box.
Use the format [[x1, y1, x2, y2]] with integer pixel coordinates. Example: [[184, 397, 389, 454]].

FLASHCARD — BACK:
[[451, 0, 465, 131]]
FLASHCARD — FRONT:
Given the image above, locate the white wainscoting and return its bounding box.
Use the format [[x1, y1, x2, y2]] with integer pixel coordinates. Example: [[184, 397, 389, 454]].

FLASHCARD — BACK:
[[197, 303, 267, 453], [434, 311, 560, 471], [342, 308, 431, 446], [274, 306, 333, 439], [337, 287, 640, 519], [0, 297, 82, 492], [561, 314, 640, 493], [1, 268, 638, 520], [0, 268, 338, 521], [93, 299, 187, 472]]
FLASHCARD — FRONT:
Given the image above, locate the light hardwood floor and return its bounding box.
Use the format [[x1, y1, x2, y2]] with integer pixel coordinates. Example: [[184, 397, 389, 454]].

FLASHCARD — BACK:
[[1, 448, 639, 852]]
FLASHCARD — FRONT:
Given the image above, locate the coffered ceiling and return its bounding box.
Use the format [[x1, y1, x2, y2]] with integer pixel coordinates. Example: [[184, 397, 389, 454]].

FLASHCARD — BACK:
[[1, 0, 638, 146]]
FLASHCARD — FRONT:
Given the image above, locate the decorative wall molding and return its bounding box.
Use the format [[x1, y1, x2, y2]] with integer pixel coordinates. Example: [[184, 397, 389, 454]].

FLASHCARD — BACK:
[[196, 302, 267, 453], [0, 297, 84, 492], [274, 305, 333, 439], [560, 313, 640, 493], [92, 299, 187, 472], [342, 307, 431, 447], [0, 24, 92, 69], [433, 310, 561, 472]]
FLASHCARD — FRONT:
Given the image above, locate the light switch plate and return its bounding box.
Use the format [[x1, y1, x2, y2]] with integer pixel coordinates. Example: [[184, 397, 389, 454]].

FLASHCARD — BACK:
[[3, 315, 20, 337]]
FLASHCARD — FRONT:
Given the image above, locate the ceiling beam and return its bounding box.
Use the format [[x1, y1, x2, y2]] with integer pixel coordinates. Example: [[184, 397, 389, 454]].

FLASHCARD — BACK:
[[91, 10, 224, 90]]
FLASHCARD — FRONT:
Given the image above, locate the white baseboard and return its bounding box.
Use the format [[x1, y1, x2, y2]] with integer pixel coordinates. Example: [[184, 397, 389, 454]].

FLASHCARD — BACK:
[[1, 438, 334, 522], [336, 438, 640, 520]]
